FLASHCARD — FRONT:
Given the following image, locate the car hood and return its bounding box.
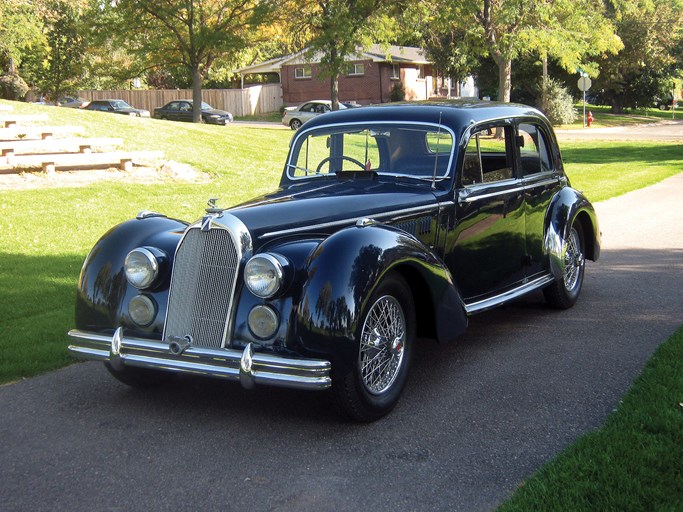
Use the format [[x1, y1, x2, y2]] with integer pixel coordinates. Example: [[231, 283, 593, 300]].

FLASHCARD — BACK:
[[223, 178, 439, 242]]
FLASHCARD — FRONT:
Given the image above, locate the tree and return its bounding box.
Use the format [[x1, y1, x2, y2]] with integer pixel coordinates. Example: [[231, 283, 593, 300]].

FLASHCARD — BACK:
[[0, 0, 46, 76], [591, 0, 683, 112], [36, 0, 88, 100], [430, 0, 622, 103], [291, 0, 399, 110], [111, 0, 275, 122]]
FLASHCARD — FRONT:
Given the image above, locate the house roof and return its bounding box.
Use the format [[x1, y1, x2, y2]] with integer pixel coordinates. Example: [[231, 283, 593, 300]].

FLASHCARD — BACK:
[[234, 45, 429, 75]]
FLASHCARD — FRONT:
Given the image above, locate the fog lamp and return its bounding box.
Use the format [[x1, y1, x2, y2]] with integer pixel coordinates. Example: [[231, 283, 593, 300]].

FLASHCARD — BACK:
[[248, 305, 279, 340], [129, 295, 157, 327]]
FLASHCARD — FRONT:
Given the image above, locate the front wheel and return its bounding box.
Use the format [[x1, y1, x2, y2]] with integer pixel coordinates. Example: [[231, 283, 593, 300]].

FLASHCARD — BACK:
[[333, 272, 415, 422], [544, 222, 585, 309]]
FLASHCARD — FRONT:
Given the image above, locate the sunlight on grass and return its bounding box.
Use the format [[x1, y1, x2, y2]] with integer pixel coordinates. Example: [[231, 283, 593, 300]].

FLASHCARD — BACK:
[[498, 326, 683, 512], [0, 98, 681, 383]]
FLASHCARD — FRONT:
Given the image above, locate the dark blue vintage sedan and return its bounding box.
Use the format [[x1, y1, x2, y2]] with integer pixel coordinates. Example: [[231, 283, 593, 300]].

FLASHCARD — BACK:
[[68, 102, 600, 421]]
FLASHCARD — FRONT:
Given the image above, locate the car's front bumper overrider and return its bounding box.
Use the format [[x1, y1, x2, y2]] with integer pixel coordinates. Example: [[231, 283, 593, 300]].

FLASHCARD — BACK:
[[67, 328, 332, 390]]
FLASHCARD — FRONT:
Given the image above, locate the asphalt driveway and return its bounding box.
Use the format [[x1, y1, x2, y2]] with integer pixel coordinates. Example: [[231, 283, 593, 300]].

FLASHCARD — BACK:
[[1, 168, 681, 510]]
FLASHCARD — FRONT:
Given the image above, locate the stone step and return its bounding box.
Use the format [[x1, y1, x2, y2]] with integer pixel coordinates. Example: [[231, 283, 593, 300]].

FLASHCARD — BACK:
[[0, 138, 123, 157], [0, 114, 50, 128], [0, 125, 85, 140], [0, 150, 164, 174]]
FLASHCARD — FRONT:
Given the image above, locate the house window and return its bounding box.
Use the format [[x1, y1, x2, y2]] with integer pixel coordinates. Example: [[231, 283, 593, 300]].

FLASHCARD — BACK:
[[347, 63, 365, 76], [417, 65, 425, 80], [294, 66, 312, 79], [390, 64, 400, 80]]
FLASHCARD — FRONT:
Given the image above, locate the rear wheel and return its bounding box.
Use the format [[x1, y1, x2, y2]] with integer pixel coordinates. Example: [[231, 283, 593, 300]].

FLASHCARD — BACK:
[[333, 272, 415, 422], [290, 118, 302, 130], [544, 222, 585, 309]]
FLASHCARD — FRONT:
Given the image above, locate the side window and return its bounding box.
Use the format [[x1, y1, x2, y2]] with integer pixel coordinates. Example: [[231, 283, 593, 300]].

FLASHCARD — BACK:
[[300, 103, 315, 113], [461, 126, 513, 186], [518, 123, 553, 176]]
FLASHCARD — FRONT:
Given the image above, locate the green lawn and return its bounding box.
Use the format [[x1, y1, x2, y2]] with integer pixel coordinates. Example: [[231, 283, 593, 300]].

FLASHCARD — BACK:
[[564, 103, 680, 129], [1, 98, 682, 509], [1, 99, 682, 382], [498, 326, 683, 511]]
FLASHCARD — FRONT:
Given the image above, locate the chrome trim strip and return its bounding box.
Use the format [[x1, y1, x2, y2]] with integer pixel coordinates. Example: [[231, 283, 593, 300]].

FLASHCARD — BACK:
[[260, 203, 441, 239], [464, 274, 555, 314], [67, 329, 332, 391], [460, 185, 526, 203], [522, 177, 558, 189]]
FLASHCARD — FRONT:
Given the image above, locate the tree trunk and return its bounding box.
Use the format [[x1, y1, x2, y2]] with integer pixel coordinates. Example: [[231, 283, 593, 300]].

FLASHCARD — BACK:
[[330, 73, 340, 110], [329, 45, 340, 110], [495, 57, 512, 102], [192, 65, 203, 123]]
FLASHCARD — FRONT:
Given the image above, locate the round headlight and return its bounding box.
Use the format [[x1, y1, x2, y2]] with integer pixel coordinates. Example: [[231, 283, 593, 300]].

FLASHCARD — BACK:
[[124, 248, 159, 289], [129, 295, 157, 327], [248, 305, 279, 340], [244, 254, 285, 298]]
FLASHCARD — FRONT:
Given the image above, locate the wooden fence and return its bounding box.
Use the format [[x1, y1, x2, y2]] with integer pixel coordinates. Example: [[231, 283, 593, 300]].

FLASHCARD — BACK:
[[77, 84, 283, 117]]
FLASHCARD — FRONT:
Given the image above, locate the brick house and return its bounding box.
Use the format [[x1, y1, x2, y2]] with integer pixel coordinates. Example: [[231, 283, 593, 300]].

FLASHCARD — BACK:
[[236, 45, 436, 106]]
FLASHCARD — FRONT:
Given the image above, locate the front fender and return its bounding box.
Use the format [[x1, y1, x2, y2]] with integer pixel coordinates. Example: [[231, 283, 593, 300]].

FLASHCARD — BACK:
[[294, 223, 467, 377], [545, 187, 601, 280], [75, 216, 187, 336]]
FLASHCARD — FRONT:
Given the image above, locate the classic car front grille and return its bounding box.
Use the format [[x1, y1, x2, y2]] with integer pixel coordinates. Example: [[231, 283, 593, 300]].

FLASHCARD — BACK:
[[164, 225, 240, 349]]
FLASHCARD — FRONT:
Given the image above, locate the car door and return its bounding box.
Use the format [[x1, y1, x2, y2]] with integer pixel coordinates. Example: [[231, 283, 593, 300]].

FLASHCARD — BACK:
[[517, 121, 565, 279], [164, 101, 181, 120], [446, 122, 527, 306], [177, 102, 193, 122]]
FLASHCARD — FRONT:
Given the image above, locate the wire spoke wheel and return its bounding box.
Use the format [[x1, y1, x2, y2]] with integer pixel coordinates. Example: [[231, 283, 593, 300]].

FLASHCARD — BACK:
[[333, 272, 415, 422], [544, 222, 585, 309], [563, 227, 585, 293], [359, 295, 406, 395]]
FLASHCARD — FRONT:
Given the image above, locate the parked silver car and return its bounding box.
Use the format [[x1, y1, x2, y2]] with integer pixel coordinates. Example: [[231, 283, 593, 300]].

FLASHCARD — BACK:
[[282, 100, 347, 130]]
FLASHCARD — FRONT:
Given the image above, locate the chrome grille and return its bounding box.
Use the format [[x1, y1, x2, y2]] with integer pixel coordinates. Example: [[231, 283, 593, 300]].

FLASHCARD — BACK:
[[164, 225, 240, 349]]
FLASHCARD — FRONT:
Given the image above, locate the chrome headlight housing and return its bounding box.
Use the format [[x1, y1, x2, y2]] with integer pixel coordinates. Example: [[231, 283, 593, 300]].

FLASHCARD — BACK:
[[124, 247, 160, 289], [244, 253, 287, 299]]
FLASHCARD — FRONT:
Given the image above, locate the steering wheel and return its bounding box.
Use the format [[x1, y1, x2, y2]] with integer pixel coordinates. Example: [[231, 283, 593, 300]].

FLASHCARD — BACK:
[[315, 155, 367, 174]]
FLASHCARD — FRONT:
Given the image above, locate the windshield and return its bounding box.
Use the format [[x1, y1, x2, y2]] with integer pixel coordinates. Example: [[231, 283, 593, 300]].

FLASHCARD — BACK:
[[112, 100, 132, 109], [286, 122, 455, 180], [200, 102, 213, 109]]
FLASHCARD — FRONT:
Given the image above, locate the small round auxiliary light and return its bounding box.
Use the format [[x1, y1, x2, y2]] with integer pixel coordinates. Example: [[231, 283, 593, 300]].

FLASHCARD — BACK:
[[248, 305, 279, 340], [128, 295, 157, 327]]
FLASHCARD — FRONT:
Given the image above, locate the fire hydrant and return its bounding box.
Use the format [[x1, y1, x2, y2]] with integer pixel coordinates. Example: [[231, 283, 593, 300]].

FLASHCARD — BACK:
[[587, 111, 594, 127]]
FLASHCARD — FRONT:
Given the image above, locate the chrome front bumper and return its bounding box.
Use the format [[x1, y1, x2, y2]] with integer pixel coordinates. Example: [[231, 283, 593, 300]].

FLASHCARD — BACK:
[[67, 328, 332, 391]]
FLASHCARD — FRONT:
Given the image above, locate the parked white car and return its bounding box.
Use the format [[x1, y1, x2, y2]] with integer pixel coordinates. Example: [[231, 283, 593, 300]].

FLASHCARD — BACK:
[[282, 100, 347, 130]]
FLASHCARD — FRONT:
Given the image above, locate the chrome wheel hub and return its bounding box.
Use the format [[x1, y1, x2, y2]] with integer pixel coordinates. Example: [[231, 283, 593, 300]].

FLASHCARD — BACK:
[[359, 295, 406, 395]]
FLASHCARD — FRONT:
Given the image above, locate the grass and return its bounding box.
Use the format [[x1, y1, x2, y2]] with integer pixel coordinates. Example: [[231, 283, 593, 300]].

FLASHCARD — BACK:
[[564, 103, 680, 129], [1, 98, 682, 508], [1, 98, 681, 382], [498, 326, 683, 511]]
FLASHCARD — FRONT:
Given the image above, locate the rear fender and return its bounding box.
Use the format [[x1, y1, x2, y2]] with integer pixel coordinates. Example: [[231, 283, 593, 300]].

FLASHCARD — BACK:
[[545, 188, 601, 280]]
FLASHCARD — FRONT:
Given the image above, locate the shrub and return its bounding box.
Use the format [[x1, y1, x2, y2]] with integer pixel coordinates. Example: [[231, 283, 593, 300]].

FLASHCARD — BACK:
[[0, 73, 29, 101], [390, 81, 405, 102], [537, 77, 577, 126]]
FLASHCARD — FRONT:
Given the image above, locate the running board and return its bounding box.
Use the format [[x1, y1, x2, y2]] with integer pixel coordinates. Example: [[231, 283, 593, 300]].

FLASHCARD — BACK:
[[464, 274, 555, 315]]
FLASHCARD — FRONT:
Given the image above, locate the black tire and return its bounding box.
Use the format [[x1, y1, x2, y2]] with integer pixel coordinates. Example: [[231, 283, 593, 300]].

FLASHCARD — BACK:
[[104, 361, 171, 388], [543, 222, 585, 309], [333, 272, 415, 422], [290, 118, 302, 130]]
